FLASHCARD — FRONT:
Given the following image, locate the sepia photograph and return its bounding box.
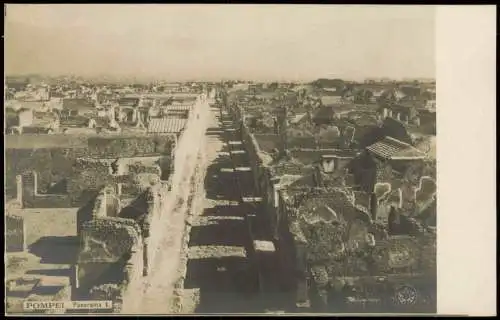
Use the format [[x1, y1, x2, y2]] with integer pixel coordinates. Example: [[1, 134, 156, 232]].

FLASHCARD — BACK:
[[3, 4, 496, 316]]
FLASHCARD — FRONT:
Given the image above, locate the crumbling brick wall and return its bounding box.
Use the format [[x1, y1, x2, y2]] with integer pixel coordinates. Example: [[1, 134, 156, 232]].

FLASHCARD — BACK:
[[128, 162, 162, 176], [86, 136, 175, 159], [280, 185, 431, 304], [77, 182, 137, 238], [89, 186, 122, 220], [68, 159, 150, 207], [76, 216, 142, 297], [240, 122, 272, 196]]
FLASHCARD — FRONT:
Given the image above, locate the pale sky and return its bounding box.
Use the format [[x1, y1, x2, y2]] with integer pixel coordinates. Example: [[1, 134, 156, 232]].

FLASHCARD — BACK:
[[5, 4, 436, 81]]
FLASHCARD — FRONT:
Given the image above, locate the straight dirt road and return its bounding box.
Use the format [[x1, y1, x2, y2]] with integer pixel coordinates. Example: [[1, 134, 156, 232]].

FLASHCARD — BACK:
[[179, 104, 267, 313]]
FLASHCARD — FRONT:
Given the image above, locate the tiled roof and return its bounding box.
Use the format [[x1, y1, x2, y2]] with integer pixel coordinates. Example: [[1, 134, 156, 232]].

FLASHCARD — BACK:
[[163, 104, 193, 112], [366, 136, 425, 160], [147, 117, 187, 134]]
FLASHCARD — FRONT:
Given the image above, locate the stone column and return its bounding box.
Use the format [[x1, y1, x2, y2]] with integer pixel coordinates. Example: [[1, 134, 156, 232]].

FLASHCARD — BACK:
[[369, 192, 378, 221], [132, 109, 138, 122], [142, 237, 149, 276], [16, 175, 23, 208], [73, 264, 80, 290], [102, 191, 108, 216], [415, 116, 421, 126], [295, 243, 310, 309], [31, 170, 39, 196]]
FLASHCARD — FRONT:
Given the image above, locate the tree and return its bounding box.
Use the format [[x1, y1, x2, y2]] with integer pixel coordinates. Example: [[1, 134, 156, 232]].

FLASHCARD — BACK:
[[311, 78, 346, 90]]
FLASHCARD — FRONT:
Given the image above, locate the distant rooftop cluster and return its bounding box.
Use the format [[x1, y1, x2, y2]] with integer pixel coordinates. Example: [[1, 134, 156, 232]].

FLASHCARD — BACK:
[[5, 76, 214, 136]]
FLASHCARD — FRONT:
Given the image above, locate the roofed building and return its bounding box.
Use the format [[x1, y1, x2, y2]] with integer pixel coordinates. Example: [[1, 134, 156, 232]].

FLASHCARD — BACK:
[[366, 136, 425, 161], [350, 136, 426, 195], [147, 118, 187, 135]]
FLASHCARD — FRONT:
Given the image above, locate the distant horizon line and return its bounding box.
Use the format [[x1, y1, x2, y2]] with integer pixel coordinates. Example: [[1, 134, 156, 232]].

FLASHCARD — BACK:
[[5, 73, 436, 83]]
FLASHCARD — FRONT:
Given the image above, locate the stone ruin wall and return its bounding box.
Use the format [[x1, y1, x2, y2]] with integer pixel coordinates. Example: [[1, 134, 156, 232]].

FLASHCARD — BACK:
[[75, 183, 164, 312], [273, 186, 436, 308], [68, 135, 175, 208], [86, 136, 174, 159], [228, 103, 274, 204], [7, 136, 176, 209], [76, 216, 143, 312]]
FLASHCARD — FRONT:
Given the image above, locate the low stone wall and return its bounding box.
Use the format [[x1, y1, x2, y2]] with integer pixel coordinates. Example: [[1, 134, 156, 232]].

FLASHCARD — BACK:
[[5, 135, 175, 202], [170, 150, 206, 313], [25, 194, 71, 208], [19, 171, 72, 208], [86, 136, 175, 159], [89, 283, 125, 313]]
